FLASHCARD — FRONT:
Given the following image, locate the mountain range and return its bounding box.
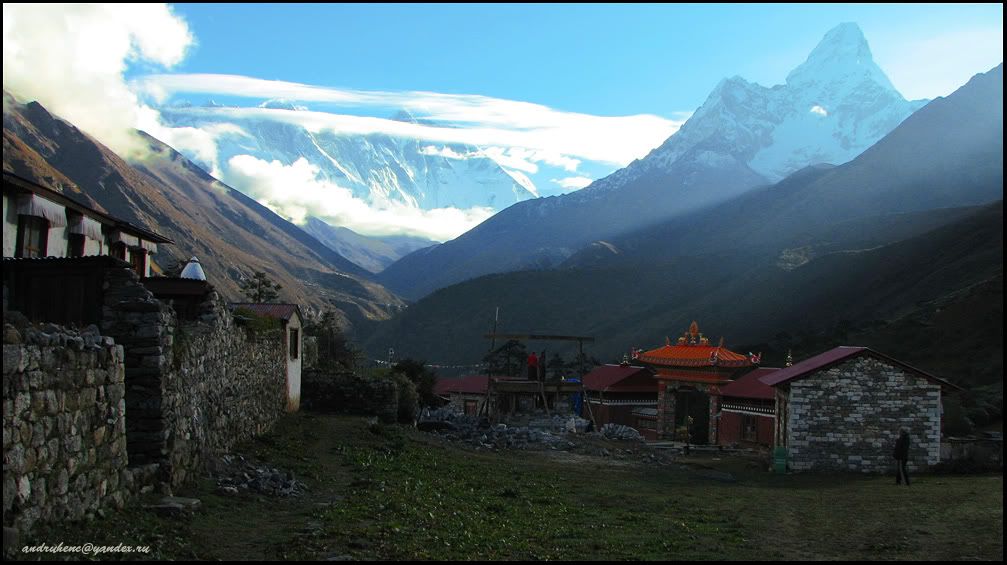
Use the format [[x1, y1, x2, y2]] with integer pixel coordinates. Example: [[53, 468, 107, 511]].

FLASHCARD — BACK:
[[378, 23, 930, 300], [3, 92, 403, 329], [157, 104, 537, 212], [361, 59, 1003, 403]]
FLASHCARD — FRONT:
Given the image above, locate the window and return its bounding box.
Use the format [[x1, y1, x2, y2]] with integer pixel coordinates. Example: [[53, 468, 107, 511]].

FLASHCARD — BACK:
[[289, 328, 299, 360], [16, 215, 48, 258], [129, 249, 147, 276], [111, 242, 127, 261], [67, 233, 86, 257], [464, 400, 478, 416]]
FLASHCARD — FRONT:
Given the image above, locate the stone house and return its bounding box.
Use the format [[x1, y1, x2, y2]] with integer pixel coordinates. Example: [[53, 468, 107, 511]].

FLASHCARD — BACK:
[[3, 172, 172, 277], [230, 303, 304, 412], [761, 346, 960, 473]]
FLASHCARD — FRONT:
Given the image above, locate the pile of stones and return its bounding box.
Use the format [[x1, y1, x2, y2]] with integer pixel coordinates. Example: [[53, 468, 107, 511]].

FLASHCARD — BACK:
[[419, 408, 606, 451], [3, 315, 115, 351], [207, 454, 307, 497], [600, 423, 646, 442]]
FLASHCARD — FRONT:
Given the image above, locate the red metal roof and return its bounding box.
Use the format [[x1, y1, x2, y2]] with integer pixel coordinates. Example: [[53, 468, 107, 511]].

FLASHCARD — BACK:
[[231, 303, 302, 322], [582, 364, 656, 392], [434, 375, 491, 395], [718, 368, 780, 400], [759, 346, 960, 391]]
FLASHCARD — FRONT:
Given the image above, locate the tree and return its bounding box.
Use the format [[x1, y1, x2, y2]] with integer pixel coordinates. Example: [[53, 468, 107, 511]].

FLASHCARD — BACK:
[[241, 271, 282, 302], [392, 358, 439, 408], [304, 309, 360, 370]]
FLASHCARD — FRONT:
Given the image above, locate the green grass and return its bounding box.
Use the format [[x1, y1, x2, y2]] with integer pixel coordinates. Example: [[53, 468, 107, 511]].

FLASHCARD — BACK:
[[15, 412, 1003, 560]]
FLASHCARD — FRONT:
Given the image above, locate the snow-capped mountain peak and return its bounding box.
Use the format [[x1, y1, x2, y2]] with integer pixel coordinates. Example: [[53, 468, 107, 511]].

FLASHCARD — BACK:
[[587, 22, 924, 190], [258, 98, 307, 111], [786, 23, 897, 95]]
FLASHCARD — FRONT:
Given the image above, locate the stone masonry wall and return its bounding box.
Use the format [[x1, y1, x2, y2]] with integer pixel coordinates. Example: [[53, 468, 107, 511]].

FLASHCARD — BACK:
[[4, 267, 290, 533], [99, 265, 287, 487], [100, 266, 175, 468], [164, 292, 286, 486], [786, 356, 941, 473], [301, 369, 398, 423], [3, 323, 128, 532]]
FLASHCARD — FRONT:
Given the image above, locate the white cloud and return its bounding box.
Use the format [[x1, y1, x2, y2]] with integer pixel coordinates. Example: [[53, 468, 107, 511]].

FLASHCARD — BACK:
[[3, 4, 194, 158], [135, 73, 684, 168], [224, 155, 494, 241], [551, 176, 594, 191], [809, 105, 828, 117], [418, 145, 479, 160]]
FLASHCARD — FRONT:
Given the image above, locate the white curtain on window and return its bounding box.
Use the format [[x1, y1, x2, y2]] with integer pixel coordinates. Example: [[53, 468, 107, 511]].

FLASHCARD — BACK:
[[68, 215, 104, 240], [139, 239, 158, 253], [109, 230, 139, 247], [16, 193, 67, 227]]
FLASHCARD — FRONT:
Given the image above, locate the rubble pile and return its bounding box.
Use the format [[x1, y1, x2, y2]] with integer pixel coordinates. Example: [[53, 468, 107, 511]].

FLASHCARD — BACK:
[[207, 454, 307, 497], [418, 408, 629, 452], [600, 423, 646, 442]]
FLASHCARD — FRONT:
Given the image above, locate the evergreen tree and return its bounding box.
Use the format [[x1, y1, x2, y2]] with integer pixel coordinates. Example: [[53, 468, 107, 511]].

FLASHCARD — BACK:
[[392, 358, 439, 407], [304, 310, 360, 370], [241, 271, 283, 302]]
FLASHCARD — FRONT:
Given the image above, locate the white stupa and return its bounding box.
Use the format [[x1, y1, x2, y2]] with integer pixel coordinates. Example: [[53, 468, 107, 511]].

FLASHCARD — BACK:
[[179, 256, 206, 281]]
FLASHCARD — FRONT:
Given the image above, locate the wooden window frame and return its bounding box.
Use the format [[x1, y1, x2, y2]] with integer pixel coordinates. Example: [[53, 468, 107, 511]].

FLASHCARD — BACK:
[[15, 215, 49, 258], [289, 328, 299, 360], [67, 232, 86, 257]]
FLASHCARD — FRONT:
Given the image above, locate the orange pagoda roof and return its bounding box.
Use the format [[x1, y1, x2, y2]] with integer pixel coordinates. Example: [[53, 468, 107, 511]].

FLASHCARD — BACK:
[[635, 321, 754, 369]]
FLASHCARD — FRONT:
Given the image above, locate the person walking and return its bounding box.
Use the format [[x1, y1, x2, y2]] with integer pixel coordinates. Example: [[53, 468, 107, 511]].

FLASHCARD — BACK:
[[893, 429, 911, 486]]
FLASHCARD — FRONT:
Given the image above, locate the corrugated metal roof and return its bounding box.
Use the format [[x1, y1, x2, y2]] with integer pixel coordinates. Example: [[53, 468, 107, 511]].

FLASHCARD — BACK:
[[718, 368, 780, 400], [759, 346, 960, 391], [231, 303, 301, 322], [582, 364, 656, 392]]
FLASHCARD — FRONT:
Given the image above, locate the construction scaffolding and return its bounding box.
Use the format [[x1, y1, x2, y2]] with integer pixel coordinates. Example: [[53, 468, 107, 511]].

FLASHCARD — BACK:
[[480, 333, 598, 428]]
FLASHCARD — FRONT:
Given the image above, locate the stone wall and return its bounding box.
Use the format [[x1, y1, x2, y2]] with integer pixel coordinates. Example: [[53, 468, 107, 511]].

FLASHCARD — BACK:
[[101, 271, 287, 487], [3, 322, 129, 532], [301, 370, 398, 423], [785, 356, 942, 473], [163, 294, 286, 485], [100, 266, 175, 468]]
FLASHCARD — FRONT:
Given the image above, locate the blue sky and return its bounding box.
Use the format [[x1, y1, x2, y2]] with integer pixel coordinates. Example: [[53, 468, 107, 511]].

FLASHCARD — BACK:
[[163, 3, 1002, 115], [4, 3, 1003, 239]]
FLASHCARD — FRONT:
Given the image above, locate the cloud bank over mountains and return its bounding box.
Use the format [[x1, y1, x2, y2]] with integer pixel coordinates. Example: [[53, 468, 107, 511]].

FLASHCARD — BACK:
[[3, 3, 683, 241]]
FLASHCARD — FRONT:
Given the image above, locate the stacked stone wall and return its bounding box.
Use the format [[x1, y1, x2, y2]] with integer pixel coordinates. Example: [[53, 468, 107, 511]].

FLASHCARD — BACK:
[[785, 356, 941, 473], [163, 293, 286, 485], [301, 369, 398, 423], [100, 267, 175, 468], [3, 323, 129, 532], [4, 264, 292, 534]]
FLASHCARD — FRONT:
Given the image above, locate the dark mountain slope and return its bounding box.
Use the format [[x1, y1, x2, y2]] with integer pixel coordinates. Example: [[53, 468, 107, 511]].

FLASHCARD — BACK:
[[3, 94, 403, 328]]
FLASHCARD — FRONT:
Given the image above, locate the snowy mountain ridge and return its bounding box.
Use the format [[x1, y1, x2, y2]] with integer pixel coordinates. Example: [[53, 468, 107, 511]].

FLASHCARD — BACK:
[[157, 106, 538, 213], [575, 22, 926, 201]]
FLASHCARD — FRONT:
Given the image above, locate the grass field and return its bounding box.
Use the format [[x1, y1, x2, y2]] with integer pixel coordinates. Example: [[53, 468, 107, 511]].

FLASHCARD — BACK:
[[19, 412, 1004, 560]]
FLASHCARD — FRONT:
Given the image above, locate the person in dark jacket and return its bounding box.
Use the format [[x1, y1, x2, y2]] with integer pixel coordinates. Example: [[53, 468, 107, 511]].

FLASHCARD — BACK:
[[893, 429, 911, 486]]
